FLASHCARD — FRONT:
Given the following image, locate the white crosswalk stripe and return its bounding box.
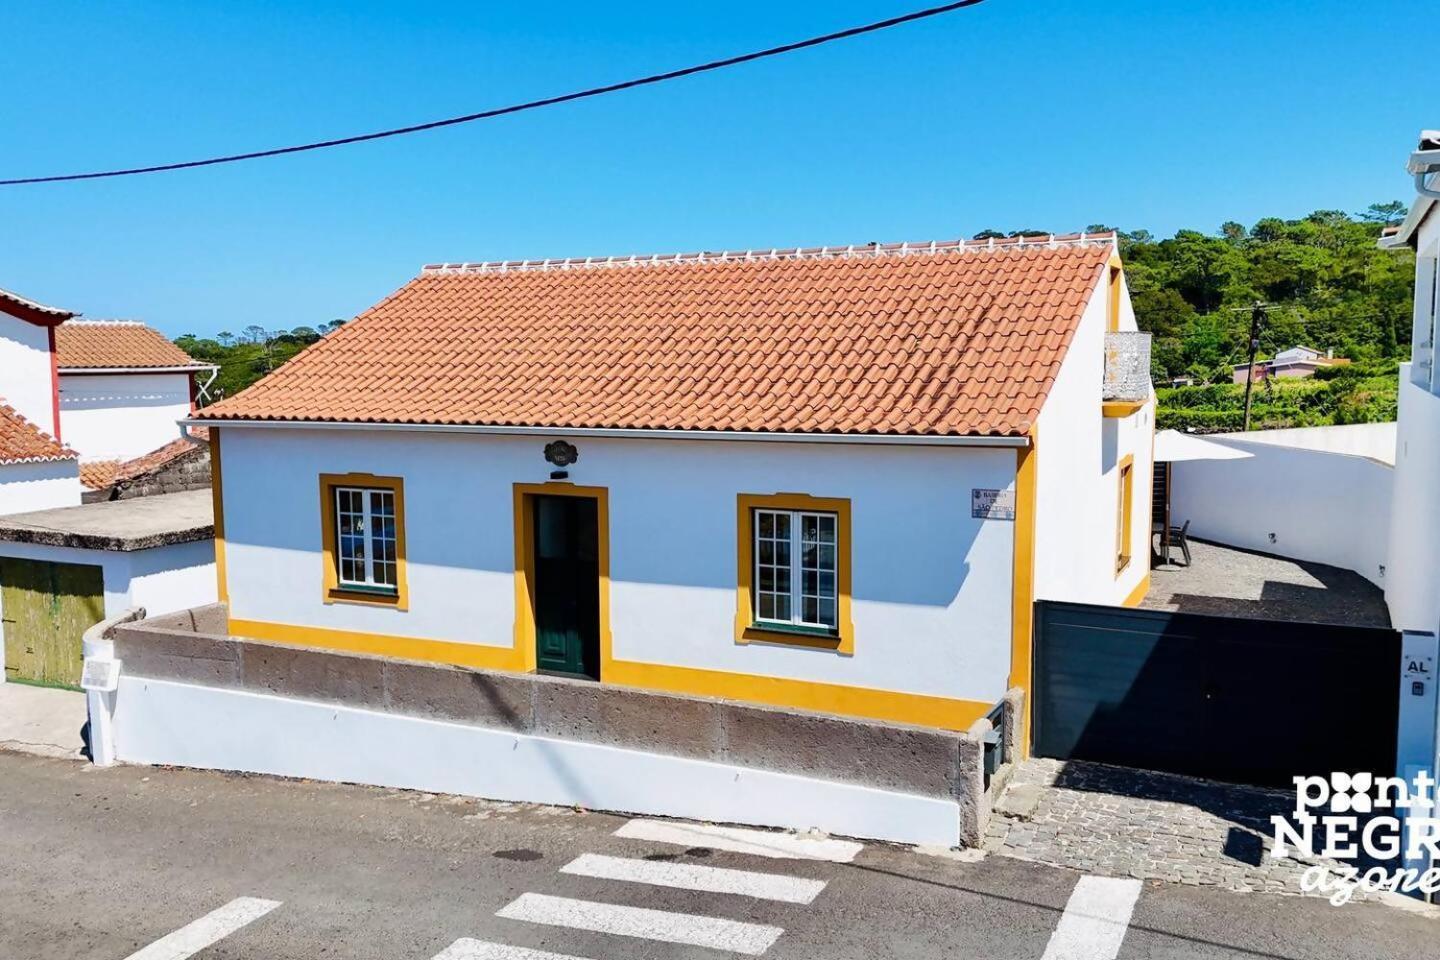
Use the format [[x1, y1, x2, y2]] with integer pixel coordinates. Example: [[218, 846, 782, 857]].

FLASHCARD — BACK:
[[613, 818, 864, 862], [560, 852, 826, 904], [431, 940, 596, 960], [496, 892, 785, 956], [1040, 876, 1143, 960], [122, 897, 281, 960]]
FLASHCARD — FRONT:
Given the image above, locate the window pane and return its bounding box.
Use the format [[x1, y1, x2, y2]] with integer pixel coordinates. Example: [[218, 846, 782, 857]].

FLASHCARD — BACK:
[[774, 513, 790, 538], [819, 571, 835, 597], [818, 543, 835, 569], [803, 596, 818, 624], [758, 593, 775, 620], [775, 594, 791, 621], [802, 544, 817, 569], [818, 598, 836, 627], [759, 566, 774, 593], [818, 515, 835, 543], [802, 570, 818, 595], [758, 511, 774, 538], [775, 540, 790, 566], [802, 515, 818, 541], [775, 566, 790, 593], [759, 540, 774, 565]]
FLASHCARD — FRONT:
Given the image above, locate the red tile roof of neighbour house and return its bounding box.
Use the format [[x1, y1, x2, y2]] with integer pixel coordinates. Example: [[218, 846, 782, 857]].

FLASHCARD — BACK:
[[0, 285, 76, 325], [55, 321, 206, 370], [0, 403, 76, 465], [78, 427, 210, 491], [202, 234, 1117, 438]]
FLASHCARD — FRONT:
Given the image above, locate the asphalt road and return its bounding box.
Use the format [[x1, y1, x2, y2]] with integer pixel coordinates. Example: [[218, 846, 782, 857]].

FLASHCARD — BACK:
[[0, 752, 1434, 960]]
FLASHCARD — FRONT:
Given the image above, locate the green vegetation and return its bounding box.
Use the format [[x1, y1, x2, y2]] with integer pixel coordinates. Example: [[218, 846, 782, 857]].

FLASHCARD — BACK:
[[1086, 203, 1413, 432], [176, 321, 345, 406]]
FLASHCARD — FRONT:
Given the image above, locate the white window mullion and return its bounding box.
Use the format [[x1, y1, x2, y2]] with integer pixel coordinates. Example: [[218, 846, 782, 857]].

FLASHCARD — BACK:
[[794, 515, 806, 627]]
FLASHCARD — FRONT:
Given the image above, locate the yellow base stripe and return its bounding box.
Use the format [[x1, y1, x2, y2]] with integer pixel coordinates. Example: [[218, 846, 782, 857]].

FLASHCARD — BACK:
[[225, 618, 990, 732], [1120, 573, 1151, 608], [228, 618, 527, 672], [602, 659, 992, 733]]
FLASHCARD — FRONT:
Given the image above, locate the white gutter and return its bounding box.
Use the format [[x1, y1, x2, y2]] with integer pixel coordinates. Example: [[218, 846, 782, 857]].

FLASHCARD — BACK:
[[182, 417, 1032, 448], [60, 365, 219, 375]]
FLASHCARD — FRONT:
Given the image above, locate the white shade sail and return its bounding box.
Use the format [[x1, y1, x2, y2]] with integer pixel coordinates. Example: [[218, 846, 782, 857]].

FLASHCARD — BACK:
[[1153, 429, 1254, 462]]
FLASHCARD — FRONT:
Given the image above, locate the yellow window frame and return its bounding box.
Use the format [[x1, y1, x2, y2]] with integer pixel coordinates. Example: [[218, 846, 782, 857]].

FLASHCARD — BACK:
[[319, 472, 409, 610], [1115, 454, 1134, 575], [735, 492, 854, 654]]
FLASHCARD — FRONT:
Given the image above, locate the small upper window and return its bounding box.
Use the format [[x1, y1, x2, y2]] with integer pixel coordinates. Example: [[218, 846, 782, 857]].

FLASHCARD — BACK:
[[754, 508, 838, 630], [334, 485, 398, 592]]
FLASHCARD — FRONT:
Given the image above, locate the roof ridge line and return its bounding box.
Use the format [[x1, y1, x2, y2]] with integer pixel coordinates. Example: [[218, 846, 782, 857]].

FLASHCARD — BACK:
[[420, 232, 1118, 277]]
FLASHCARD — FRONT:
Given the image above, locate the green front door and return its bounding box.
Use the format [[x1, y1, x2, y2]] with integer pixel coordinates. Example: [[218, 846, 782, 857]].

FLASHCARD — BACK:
[[533, 495, 600, 680], [1, 557, 105, 688]]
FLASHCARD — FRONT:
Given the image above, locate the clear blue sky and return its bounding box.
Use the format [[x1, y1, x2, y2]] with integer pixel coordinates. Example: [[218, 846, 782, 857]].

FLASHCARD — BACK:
[[0, 1, 1428, 338]]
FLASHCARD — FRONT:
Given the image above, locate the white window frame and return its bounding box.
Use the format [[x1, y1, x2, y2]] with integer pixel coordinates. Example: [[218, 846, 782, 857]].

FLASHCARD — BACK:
[[753, 508, 839, 632], [1415, 244, 1439, 393], [334, 485, 398, 591]]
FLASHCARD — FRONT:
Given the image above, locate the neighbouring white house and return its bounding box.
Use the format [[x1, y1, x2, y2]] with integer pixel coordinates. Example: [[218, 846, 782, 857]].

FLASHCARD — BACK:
[[55, 320, 216, 464], [187, 232, 1154, 743], [0, 490, 215, 686], [1380, 129, 1440, 635], [0, 286, 82, 514]]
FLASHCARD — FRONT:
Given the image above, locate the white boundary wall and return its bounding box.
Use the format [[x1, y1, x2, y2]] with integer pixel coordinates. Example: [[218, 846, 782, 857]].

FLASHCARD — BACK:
[[0, 312, 57, 437], [1205, 422, 1397, 465], [1387, 368, 1440, 632], [1172, 438, 1392, 587], [59, 371, 192, 461], [0, 460, 81, 516], [112, 676, 961, 846]]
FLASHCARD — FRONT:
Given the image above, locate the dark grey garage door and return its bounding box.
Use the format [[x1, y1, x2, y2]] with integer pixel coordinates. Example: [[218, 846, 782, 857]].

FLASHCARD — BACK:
[[1033, 601, 1400, 788]]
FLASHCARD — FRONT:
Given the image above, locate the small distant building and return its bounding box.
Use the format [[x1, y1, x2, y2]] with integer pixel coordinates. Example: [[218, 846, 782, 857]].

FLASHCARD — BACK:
[[1231, 346, 1348, 384], [55, 320, 217, 463]]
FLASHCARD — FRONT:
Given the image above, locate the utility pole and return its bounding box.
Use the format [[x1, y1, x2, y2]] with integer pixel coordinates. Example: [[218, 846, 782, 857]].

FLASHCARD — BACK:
[[1241, 301, 1265, 432]]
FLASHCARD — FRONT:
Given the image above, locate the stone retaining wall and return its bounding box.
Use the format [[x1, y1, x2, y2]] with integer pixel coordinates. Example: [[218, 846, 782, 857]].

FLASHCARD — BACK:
[[113, 604, 994, 845]]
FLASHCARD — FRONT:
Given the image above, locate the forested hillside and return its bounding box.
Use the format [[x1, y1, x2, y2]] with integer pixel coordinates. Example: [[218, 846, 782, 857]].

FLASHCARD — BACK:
[[175, 206, 1415, 430]]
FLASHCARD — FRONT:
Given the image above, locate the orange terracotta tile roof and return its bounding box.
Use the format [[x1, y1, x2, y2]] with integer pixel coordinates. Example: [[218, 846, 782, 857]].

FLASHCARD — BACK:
[[79, 428, 210, 490], [204, 234, 1116, 438], [55, 321, 204, 370], [0, 402, 76, 465]]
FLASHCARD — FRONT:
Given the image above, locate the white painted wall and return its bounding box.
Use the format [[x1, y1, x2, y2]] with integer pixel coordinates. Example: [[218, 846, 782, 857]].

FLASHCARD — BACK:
[[1034, 267, 1154, 606], [1206, 422, 1397, 466], [111, 676, 960, 846], [0, 312, 57, 437], [0, 460, 82, 516], [0, 538, 215, 680], [1171, 439, 1392, 587], [221, 426, 1020, 704], [1387, 367, 1440, 633], [58, 371, 191, 461]]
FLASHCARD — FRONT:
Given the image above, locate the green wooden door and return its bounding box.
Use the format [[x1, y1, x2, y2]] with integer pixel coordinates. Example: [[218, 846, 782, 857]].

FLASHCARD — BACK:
[[532, 495, 600, 680], [1, 558, 105, 688]]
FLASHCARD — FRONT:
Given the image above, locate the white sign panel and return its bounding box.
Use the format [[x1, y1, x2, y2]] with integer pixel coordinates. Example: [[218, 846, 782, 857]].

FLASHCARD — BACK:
[[80, 658, 122, 693], [971, 488, 1016, 521]]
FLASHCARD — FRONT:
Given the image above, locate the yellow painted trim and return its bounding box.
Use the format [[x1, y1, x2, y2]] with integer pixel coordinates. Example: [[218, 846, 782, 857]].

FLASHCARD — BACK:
[[1120, 573, 1151, 608], [513, 482, 611, 677], [1116, 453, 1135, 576], [1102, 400, 1145, 418], [734, 492, 854, 655], [229, 618, 526, 671], [1009, 425, 1039, 757], [210, 427, 228, 605], [319, 472, 409, 611], [603, 659, 991, 732], [1107, 257, 1123, 333]]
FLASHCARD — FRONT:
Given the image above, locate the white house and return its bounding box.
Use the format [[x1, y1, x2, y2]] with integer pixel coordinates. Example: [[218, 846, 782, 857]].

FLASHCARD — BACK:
[[189, 233, 1154, 745], [0, 286, 82, 514], [55, 320, 215, 464], [1381, 130, 1440, 635]]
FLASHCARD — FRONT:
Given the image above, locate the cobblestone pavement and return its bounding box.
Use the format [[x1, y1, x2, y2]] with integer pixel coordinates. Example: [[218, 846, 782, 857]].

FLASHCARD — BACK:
[[985, 759, 1374, 900], [1141, 538, 1391, 627]]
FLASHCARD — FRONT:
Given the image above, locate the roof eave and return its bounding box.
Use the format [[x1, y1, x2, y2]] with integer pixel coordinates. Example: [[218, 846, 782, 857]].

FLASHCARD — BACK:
[[184, 417, 1033, 448]]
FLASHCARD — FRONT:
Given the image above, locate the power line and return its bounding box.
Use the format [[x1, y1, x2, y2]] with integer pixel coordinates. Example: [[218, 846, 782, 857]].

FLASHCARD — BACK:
[[2, 0, 989, 187]]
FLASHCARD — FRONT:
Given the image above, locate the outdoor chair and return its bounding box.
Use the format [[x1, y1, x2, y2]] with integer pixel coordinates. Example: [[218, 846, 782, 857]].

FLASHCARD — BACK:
[[1157, 519, 1192, 567]]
